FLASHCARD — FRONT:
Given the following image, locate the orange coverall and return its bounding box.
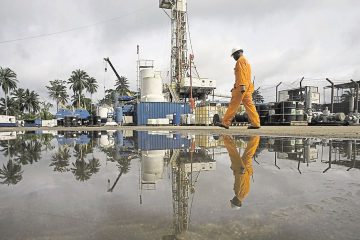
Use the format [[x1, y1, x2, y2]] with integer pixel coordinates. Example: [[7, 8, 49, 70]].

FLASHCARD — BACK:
[[222, 56, 260, 128], [223, 135, 260, 202]]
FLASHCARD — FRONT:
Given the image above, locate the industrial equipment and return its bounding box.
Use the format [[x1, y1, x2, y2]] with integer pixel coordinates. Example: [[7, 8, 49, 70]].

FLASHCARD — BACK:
[[104, 57, 132, 97], [278, 86, 321, 110], [159, 0, 216, 101], [139, 68, 165, 102]]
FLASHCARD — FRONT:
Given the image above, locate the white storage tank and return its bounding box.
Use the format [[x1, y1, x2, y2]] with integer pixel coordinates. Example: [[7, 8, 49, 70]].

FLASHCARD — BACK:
[[141, 150, 165, 183], [140, 68, 155, 79], [140, 69, 165, 102], [97, 107, 108, 119], [99, 134, 114, 148]]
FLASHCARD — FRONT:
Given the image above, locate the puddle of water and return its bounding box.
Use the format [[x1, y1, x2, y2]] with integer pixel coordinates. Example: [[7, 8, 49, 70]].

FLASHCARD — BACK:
[[0, 130, 359, 240]]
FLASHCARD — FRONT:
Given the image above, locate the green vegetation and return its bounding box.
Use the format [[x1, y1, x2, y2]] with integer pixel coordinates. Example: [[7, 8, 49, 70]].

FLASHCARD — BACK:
[[0, 65, 133, 119], [253, 88, 265, 104], [46, 80, 68, 112], [0, 67, 50, 119], [0, 67, 18, 115]]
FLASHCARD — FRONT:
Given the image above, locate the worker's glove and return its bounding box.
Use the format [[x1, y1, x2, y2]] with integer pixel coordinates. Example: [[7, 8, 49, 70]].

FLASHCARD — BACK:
[[240, 85, 246, 93]]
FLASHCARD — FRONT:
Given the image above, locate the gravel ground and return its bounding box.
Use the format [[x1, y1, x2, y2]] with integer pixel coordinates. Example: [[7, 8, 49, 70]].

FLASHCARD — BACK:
[[1, 125, 359, 139]]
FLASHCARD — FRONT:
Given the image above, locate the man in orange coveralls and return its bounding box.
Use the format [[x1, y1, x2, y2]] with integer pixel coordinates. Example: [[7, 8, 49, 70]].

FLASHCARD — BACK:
[[216, 48, 260, 129], [222, 135, 260, 208]]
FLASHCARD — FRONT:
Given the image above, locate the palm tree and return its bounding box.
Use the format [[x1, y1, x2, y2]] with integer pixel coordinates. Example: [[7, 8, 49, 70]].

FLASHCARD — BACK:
[[50, 147, 71, 172], [40, 133, 55, 152], [70, 93, 86, 107], [71, 160, 92, 181], [114, 76, 130, 96], [0, 96, 18, 116], [68, 70, 89, 108], [0, 67, 18, 115], [86, 77, 98, 112], [0, 139, 19, 160], [86, 77, 98, 99], [12, 88, 26, 113], [88, 157, 100, 174], [99, 89, 116, 105], [70, 143, 97, 181], [15, 139, 42, 165], [39, 101, 54, 120], [0, 159, 23, 185], [107, 156, 131, 192], [24, 89, 40, 114], [46, 80, 68, 112]]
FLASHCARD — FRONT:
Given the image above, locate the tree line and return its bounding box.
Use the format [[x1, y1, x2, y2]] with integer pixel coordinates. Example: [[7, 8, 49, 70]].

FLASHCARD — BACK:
[[0, 66, 131, 119], [0, 132, 133, 185]]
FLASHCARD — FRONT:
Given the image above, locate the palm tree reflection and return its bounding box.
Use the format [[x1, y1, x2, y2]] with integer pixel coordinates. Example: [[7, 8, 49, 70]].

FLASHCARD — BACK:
[[88, 157, 100, 174], [71, 160, 92, 182], [0, 159, 23, 185], [50, 147, 71, 172], [71, 143, 99, 182], [102, 145, 134, 192]]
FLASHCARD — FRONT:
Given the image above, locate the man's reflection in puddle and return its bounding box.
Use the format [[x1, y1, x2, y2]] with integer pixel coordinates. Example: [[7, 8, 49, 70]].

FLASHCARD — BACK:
[[222, 135, 260, 209]]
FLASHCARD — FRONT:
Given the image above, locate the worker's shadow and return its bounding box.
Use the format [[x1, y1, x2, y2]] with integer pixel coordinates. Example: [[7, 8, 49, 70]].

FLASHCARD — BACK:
[[222, 135, 260, 209]]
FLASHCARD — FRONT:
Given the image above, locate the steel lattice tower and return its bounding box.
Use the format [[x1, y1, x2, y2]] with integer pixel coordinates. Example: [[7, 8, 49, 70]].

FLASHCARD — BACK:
[[160, 0, 187, 101]]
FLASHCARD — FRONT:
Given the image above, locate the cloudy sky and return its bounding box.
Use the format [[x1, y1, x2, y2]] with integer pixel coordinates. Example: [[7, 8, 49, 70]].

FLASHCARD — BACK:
[[0, 0, 359, 104]]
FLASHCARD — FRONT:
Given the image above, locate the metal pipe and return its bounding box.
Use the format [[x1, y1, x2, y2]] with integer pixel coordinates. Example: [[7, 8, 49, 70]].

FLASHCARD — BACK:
[[350, 79, 359, 113], [299, 77, 304, 102], [274, 152, 280, 169], [276, 82, 282, 102], [323, 140, 332, 173], [326, 78, 334, 113], [212, 93, 231, 98], [189, 54, 193, 100]]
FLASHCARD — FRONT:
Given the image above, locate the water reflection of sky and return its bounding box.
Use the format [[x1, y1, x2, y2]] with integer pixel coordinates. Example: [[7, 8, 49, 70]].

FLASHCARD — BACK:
[[0, 130, 359, 240]]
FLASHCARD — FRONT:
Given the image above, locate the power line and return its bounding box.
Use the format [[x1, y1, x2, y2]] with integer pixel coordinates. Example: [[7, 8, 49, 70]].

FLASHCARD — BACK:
[[0, 5, 151, 45]]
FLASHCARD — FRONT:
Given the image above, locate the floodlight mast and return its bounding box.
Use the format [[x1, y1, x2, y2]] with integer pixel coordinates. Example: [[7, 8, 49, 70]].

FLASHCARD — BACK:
[[160, 0, 188, 100]]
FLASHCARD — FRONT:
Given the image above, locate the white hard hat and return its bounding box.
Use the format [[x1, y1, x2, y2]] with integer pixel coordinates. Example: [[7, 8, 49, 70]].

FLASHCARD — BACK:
[[230, 47, 243, 57]]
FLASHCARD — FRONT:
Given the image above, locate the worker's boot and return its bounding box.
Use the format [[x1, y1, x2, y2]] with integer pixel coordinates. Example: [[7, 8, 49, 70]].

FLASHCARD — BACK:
[[215, 122, 229, 129], [247, 125, 260, 129]]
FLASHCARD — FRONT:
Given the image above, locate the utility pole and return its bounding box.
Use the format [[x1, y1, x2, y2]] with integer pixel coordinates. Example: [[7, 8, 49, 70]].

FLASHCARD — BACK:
[[299, 77, 305, 102], [350, 79, 359, 113], [276, 82, 282, 102], [136, 45, 140, 99], [326, 78, 334, 113]]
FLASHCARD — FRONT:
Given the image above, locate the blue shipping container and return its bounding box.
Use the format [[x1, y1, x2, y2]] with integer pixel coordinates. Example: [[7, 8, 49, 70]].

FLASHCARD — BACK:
[[135, 102, 191, 125], [135, 131, 190, 151], [115, 107, 123, 124]]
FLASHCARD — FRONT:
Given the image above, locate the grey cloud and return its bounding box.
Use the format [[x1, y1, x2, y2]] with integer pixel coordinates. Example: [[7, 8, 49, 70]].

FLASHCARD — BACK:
[[0, 0, 359, 103]]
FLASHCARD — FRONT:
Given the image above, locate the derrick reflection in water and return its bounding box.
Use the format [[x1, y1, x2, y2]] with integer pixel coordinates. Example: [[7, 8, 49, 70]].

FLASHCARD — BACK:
[[222, 135, 260, 209], [161, 135, 216, 239]]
